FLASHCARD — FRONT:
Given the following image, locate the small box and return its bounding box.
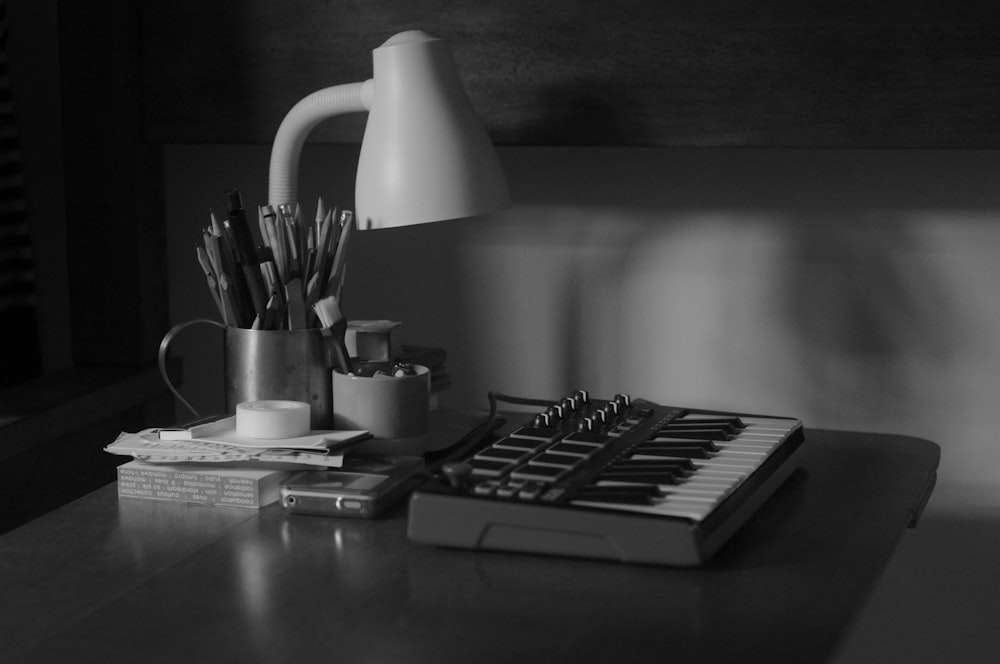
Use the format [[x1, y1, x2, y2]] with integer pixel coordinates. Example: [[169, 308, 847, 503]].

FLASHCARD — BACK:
[[346, 320, 402, 361]]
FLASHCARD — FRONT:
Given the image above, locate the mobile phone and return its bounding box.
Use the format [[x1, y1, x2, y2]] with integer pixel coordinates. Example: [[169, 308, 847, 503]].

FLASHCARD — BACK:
[[279, 455, 424, 518]]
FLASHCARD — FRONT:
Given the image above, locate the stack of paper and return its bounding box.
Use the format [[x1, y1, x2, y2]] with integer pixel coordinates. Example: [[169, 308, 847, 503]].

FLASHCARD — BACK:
[[105, 416, 370, 468]]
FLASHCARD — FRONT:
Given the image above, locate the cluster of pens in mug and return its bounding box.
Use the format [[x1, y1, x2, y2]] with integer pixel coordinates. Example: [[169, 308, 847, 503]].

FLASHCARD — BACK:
[[178, 190, 430, 441], [195, 189, 353, 333]]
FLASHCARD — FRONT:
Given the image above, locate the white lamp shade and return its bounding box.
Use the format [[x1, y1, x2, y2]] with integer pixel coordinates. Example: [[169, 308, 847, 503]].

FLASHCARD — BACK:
[[355, 31, 511, 229]]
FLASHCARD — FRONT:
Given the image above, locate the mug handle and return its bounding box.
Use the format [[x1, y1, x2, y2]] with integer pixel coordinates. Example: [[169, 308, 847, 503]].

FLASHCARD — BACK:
[[157, 318, 226, 418]]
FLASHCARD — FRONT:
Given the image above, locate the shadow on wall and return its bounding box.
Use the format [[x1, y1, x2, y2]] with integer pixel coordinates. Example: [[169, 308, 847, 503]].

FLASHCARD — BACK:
[[456, 206, 988, 486], [777, 212, 961, 428]]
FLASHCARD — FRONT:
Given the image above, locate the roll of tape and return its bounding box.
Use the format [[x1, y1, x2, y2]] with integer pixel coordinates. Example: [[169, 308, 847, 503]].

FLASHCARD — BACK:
[[236, 400, 311, 439]]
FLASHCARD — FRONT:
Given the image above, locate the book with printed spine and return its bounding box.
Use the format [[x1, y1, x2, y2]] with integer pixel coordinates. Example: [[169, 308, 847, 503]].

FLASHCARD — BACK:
[[116, 460, 295, 508]]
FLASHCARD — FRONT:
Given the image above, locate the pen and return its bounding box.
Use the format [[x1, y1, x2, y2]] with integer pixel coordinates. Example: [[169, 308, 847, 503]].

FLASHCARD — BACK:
[[327, 210, 354, 300], [225, 189, 268, 319], [285, 279, 307, 330], [196, 245, 226, 323]]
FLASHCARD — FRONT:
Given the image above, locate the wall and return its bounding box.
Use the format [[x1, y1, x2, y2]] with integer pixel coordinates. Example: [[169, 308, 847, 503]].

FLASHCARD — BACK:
[[165, 144, 1000, 499], [5, 0, 70, 374]]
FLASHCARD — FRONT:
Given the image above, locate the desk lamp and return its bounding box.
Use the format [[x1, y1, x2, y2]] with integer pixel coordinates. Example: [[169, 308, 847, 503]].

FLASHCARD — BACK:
[[267, 30, 510, 227]]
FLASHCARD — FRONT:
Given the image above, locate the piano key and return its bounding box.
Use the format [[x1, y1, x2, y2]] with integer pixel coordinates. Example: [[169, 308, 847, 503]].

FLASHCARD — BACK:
[[716, 441, 773, 450], [656, 427, 733, 441], [608, 458, 695, 472], [681, 473, 735, 485], [648, 435, 720, 447], [570, 498, 715, 521], [740, 420, 794, 432], [660, 487, 727, 500], [631, 446, 713, 459], [691, 458, 759, 471], [735, 434, 784, 444], [675, 414, 745, 426], [575, 486, 661, 504], [573, 485, 729, 518], [665, 421, 739, 433], [696, 468, 750, 480], [599, 473, 680, 485]]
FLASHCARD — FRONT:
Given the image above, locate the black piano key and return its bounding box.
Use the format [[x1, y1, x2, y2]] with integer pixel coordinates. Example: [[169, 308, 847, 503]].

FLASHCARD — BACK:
[[657, 426, 733, 441], [599, 472, 679, 485], [642, 438, 720, 452], [632, 446, 712, 459], [676, 415, 746, 430], [603, 462, 687, 477], [607, 461, 690, 471], [610, 458, 696, 472], [574, 485, 660, 504]]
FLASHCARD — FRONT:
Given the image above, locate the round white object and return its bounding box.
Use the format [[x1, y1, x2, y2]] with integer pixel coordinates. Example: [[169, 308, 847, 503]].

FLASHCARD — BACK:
[[236, 400, 311, 439]]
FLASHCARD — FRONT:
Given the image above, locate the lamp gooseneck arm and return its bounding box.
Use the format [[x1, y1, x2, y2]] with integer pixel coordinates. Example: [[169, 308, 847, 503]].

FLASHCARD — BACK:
[[267, 80, 374, 208]]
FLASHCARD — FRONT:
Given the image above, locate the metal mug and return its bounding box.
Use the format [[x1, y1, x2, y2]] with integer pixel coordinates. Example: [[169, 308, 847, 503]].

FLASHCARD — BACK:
[[159, 320, 335, 429]]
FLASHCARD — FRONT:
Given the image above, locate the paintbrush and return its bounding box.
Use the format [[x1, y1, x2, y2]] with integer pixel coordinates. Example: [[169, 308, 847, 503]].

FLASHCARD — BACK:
[[312, 294, 354, 375]]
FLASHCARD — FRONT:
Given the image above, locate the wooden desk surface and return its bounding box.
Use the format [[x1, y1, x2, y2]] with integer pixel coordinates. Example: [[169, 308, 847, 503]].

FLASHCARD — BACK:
[[0, 429, 938, 664]]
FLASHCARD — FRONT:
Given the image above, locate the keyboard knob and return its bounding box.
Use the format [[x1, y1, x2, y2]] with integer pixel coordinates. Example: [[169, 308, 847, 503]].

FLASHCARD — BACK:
[[533, 412, 551, 428], [614, 393, 631, 408], [441, 462, 473, 490], [561, 397, 577, 413], [577, 418, 594, 432], [574, 389, 590, 404]]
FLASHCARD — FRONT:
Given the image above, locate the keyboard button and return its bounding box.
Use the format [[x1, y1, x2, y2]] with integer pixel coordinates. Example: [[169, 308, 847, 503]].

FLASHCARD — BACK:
[[469, 458, 512, 478], [531, 452, 582, 469], [550, 441, 599, 457], [509, 426, 562, 443], [493, 437, 549, 452], [496, 483, 521, 499], [562, 431, 608, 445], [475, 446, 531, 463], [473, 480, 501, 496], [510, 464, 567, 482], [518, 481, 545, 500]]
